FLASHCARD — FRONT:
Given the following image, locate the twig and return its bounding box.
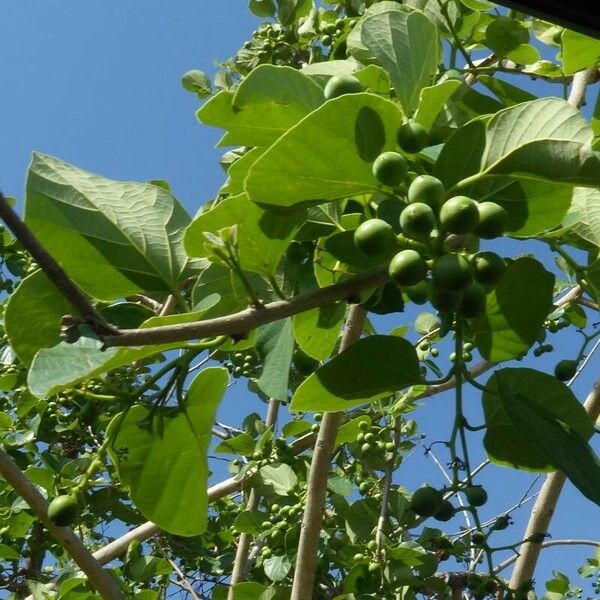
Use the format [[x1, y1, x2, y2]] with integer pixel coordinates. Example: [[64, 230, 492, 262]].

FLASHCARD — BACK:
[[508, 378, 600, 590], [0, 447, 125, 600], [227, 399, 280, 598], [575, 296, 600, 311], [0, 191, 119, 336], [290, 305, 367, 600], [156, 540, 202, 600], [567, 68, 595, 108], [159, 295, 178, 317]]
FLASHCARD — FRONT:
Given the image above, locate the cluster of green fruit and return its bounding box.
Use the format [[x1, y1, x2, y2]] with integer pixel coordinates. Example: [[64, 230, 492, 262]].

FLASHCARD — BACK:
[[353, 175, 508, 318], [225, 350, 262, 379], [356, 419, 396, 461], [243, 23, 298, 64], [409, 483, 487, 524], [257, 499, 304, 559], [317, 17, 355, 47]]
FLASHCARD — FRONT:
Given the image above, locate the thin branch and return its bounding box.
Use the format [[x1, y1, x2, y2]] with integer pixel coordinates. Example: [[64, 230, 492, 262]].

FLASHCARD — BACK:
[[0, 191, 119, 336], [497, 539, 600, 573], [156, 540, 202, 600], [0, 447, 125, 600], [576, 296, 600, 311], [101, 268, 388, 348], [227, 399, 280, 598], [568, 68, 595, 108], [508, 378, 600, 590], [159, 295, 178, 317], [290, 305, 367, 600]]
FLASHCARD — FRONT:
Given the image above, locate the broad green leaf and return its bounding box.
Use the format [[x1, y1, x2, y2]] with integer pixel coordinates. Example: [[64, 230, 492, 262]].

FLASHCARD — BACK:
[[290, 335, 422, 412], [25, 153, 195, 300], [263, 555, 293, 582], [435, 98, 599, 191], [485, 17, 528, 57], [293, 302, 345, 360], [191, 263, 248, 319], [197, 65, 324, 146], [232, 583, 267, 600], [245, 94, 404, 208], [107, 368, 227, 536], [220, 148, 267, 196], [185, 193, 305, 276], [413, 80, 461, 131], [477, 75, 537, 107], [475, 258, 554, 362], [495, 374, 600, 506], [403, 0, 461, 35], [181, 69, 212, 97], [361, 10, 439, 113], [258, 463, 297, 495], [233, 509, 267, 534], [506, 44, 540, 65], [5, 271, 75, 365], [562, 187, 600, 248], [483, 368, 594, 471], [561, 30, 600, 75], [214, 433, 256, 456], [0, 543, 20, 560], [28, 297, 220, 398], [256, 318, 294, 402], [249, 0, 275, 18], [335, 416, 371, 447]]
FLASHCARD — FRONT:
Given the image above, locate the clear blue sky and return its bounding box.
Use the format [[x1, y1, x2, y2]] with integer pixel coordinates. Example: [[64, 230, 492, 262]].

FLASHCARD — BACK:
[[1, 1, 598, 595]]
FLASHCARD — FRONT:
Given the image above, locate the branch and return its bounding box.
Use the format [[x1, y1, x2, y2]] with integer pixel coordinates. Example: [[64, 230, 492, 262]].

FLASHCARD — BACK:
[[0, 447, 125, 600], [568, 68, 595, 108], [227, 399, 280, 598], [508, 378, 600, 590], [0, 191, 119, 336], [290, 304, 367, 600], [102, 269, 387, 348]]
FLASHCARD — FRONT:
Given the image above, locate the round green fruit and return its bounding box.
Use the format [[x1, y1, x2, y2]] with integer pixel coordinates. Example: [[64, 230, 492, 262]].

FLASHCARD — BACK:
[[372, 152, 408, 187], [409, 485, 444, 518], [554, 359, 578, 381], [354, 219, 395, 256], [430, 288, 463, 313], [324, 75, 363, 99], [79, 402, 98, 426], [397, 122, 428, 153], [471, 531, 486, 546], [403, 279, 431, 305], [407, 175, 445, 210], [471, 251, 506, 286], [399, 202, 436, 240], [432, 253, 473, 291], [388, 250, 428, 287], [439, 196, 479, 234], [458, 282, 487, 318], [493, 515, 510, 530], [474, 202, 508, 239], [433, 500, 455, 522], [464, 485, 488, 507], [47, 495, 80, 527], [286, 240, 309, 264]]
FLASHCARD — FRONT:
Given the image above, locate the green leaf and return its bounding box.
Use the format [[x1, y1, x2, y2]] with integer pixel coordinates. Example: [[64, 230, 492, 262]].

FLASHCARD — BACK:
[[475, 258, 554, 362], [246, 94, 404, 208], [495, 374, 600, 506], [232, 583, 268, 600], [256, 319, 294, 402], [561, 30, 600, 75], [293, 303, 345, 360], [335, 416, 371, 447], [220, 148, 267, 196], [0, 543, 20, 560], [290, 335, 422, 412], [485, 17, 528, 57], [435, 98, 599, 191], [25, 153, 196, 300], [181, 69, 212, 97], [361, 10, 439, 113], [107, 368, 227, 536], [249, 0, 275, 18], [234, 509, 266, 534], [258, 463, 298, 495], [327, 474, 354, 497], [413, 80, 461, 131], [197, 65, 323, 146], [483, 368, 594, 471], [562, 187, 600, 248], [263, 555, 293, 582], [214, 433, 256, 456], [477, 75, 537, 107], [27, 298, 220, 398], [5, 271, 75, 365], [185, 194, 305, 276]]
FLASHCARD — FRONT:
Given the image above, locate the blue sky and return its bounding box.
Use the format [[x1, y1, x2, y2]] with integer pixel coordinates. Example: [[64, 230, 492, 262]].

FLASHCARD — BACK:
[[1, 1, 598, 595]]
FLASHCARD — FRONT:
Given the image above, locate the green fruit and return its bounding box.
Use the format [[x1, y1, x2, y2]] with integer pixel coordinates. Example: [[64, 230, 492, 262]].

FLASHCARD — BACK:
[[397, 122, 428, 153], [388, 250, 428, 287], [464, 485, 488, 507], [474, 202, 508, 239], [471, 531, 486, 546], [493, 515, 510, 530], [403, 279, 431, 305], [409, 486, 444, 517], [399, 202, 436, 240], [324, 75, 363, 99], [407, 175, 445, 210], [79, 402, 98, 426], [433, 500, 454, 522], [367, 540, 377, 551], [432, 253, 473, 291], [430, 288, 463, 313], [458, 282, 487, 318], [286, 240, 309, 264], [439, 196, 479, 234], [471, 251, 506, 285], [320, 35, 332, 46], [47, 495, 80, 527], [372, 152, 408, 187], [554, 359, 578, 381], [367, 561, 379, 573], [354, 219, 396, 256], [353, 553, 365, 561]]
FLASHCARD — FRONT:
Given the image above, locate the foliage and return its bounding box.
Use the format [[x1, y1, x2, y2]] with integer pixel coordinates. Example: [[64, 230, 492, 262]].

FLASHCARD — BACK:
[[1, 1, 600, 599]]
